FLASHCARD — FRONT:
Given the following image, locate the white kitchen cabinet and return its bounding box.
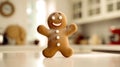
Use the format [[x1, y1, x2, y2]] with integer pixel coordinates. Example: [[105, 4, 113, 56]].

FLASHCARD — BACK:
[[73, 0, 120, 24], [73, 0, 83, 19]]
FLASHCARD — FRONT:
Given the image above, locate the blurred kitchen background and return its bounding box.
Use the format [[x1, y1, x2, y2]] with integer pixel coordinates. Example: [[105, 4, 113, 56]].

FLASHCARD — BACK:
[[1, 1, 120, 67], [0, 0, 120, 46]]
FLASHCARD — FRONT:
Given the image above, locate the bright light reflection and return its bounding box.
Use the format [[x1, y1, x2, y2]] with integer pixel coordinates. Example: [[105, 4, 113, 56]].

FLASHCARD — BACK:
[[26, 8, 32, 15], [0, 35, 3, 43], [48, 0, 56, 14], [36, 0, 47, 47], [36, 52, 45, 67]]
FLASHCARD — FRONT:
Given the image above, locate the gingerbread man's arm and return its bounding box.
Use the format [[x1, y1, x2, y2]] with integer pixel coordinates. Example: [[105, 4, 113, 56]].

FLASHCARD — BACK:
[[65, 23, 78, 36], [37, 25, 50, 37]]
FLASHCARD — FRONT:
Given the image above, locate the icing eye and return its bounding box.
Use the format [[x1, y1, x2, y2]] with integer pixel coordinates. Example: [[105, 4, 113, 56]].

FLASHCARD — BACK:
[[52, 16, 55, 20], [59, 16, 62, 20]]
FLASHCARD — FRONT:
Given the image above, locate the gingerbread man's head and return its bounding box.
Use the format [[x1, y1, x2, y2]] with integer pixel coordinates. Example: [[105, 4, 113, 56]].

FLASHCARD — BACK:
[[47, 12, 67, 29]]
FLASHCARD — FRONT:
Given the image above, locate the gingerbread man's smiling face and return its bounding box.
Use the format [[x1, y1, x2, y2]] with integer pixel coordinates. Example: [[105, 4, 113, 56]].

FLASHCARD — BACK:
[[47, 12, 67, 29]]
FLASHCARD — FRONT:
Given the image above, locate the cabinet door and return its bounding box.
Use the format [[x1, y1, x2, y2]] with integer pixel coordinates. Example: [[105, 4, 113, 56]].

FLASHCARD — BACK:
[[106, 0, 120, 12], [73, 0, 102, 24], [104, 0, 120, 20], [87, 0, 101, 17], [73, 0, 83, 19]]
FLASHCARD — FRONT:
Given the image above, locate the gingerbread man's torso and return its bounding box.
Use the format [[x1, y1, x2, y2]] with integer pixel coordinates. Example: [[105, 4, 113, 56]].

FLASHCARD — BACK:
[[48, 29, 69, 48]]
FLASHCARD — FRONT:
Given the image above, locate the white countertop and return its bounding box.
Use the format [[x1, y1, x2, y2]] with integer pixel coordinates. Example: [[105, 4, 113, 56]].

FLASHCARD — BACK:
[[0, 45, 120, 67], [0, 52, 120, 67]]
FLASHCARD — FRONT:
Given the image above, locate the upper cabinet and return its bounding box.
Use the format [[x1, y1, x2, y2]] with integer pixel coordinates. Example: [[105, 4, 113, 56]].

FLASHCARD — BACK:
[[73, 0, 83, 19], [73, 0, 120, 24]]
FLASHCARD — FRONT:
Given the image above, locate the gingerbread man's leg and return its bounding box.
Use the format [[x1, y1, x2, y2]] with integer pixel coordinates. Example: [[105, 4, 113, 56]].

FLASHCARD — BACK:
[[60, 47, 73, 58], [43, 47, 58, 58]]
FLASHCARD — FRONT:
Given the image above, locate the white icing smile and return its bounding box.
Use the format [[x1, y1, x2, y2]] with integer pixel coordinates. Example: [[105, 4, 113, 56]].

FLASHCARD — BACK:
[[52, 23, 61, 26]]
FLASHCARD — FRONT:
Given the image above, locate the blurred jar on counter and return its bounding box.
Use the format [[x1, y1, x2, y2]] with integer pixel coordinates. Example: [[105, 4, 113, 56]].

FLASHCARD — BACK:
[[88, 34, 102, 45]]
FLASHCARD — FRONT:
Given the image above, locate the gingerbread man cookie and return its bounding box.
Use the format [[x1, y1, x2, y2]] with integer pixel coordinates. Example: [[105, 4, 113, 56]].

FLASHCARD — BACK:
[[37, 12, 77, 58]]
